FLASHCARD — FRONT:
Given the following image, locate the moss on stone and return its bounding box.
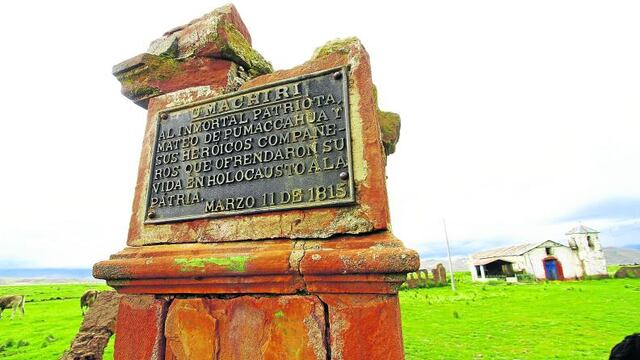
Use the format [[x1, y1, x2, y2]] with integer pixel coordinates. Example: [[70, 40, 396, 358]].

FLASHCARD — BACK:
[[153, 56, 181, 80], [130, 86, 161, 98], [220, 22, 272, 77], [116, 54, 180, 84], [311, 37, 359, 59], [115, 54, 182, 101], [174, 256, 249, 272], [321, 44, 402, 157], [378, 110, 401, 155], [372, 85, 401, 156]]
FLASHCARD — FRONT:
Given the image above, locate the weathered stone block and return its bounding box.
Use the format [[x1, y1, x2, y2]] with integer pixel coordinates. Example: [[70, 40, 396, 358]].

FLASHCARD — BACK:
[[319, 294, 406, 360], [114, 295, 168, 360], [165, 299, 217, 360], [113, 4, 272, 109], [164, 296, 326, 360], [113, 55, 240, 108], [125, 36, 393, 246], [95, 232, 417, 295]]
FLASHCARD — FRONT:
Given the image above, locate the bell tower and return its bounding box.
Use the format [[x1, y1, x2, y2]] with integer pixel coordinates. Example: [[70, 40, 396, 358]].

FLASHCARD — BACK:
[[566, 225, 608, 277]]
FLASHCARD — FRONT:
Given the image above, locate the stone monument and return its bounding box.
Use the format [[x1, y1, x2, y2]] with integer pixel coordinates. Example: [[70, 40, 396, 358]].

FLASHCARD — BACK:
[[432, 263, 447, 285], [94, 4, 419, 359]]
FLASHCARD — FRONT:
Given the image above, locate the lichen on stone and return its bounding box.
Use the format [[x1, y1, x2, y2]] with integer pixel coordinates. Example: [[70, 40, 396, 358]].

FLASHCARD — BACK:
[[378, 110, 401, 155], [219, 22, 272, 77], [174, 256, 249, 272], [147, 34, 179, 58], [146, 4, 271, 77], [114, 54, 181, 103], [130, 86, 161, 98], [114, 4, 272, 107], [311, 37, 402, 157], [372, 86, 401, 156], [311, 37, 360, 60]]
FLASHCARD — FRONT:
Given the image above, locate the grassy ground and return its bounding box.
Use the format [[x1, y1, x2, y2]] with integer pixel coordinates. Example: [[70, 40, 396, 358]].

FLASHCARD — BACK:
[[607, 264, 622, 276], [400, 273, 640, 360], [0, 276, 638, 359]]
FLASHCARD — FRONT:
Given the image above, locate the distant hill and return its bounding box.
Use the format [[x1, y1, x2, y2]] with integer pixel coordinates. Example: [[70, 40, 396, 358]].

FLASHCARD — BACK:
[[0, 268, 102, 285], [604, 247, 640, 265]]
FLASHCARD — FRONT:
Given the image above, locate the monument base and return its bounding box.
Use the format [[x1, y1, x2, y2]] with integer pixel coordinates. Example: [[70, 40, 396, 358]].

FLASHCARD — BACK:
[[94, 231, 418, 359]]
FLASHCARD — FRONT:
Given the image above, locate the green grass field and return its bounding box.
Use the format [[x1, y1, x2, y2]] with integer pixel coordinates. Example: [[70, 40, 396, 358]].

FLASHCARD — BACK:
[[0, 284, 111, 359], [400, 273, 640, 360], [0, 276, 638, 359]]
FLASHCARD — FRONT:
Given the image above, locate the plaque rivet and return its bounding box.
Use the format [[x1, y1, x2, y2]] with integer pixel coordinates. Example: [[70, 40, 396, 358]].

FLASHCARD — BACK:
[[160, 113, 168, 120], [339, 171, 349, 180], [333, 71, 343, 80], [148, 211, 157, 219]]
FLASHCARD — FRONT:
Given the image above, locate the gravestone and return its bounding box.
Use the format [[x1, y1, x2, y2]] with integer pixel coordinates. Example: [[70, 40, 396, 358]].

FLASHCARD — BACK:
[[406, 269, 431, 288], [94, 5, 418, 359], [406, 272, 419, 288], [432, 263, 447, 285]]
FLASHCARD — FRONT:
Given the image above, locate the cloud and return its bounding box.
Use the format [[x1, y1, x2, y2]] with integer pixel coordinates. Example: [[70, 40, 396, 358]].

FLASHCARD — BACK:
[[558, 198, 640, 222], [551, 197, 640, 247], [599, 221, 640, 247]]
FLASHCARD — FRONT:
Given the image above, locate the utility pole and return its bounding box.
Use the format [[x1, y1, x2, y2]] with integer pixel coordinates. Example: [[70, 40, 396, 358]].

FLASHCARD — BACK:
[[443, 218, 456, 292]]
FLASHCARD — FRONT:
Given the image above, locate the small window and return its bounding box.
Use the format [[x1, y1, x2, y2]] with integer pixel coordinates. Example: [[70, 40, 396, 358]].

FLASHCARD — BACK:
[[545, 247, 553, 256], [587, 236, 595, 249], [568, 239, 578, 250]]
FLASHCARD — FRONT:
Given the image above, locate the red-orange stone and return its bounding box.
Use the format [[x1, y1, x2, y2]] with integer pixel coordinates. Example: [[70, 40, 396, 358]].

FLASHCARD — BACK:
[[100, 6, 418, 360], [163, 296, 327, 360], [165, 299, 218, 360], [320, 294, 406, 360], [114, 295, 168, 360], [125, 39, 392, 247]]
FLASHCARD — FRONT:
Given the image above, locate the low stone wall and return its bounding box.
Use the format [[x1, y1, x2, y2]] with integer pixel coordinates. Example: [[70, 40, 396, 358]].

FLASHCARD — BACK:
[[614, 266, 640, 278], [405, 264, 448, 288]]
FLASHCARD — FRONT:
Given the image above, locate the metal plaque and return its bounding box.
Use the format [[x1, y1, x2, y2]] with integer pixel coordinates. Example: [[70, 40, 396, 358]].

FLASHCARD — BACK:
[[145, 67, 355, 223]]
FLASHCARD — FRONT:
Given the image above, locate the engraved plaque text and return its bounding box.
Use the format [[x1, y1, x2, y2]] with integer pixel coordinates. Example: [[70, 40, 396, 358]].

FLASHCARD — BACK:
[[146, 67, 354, 223]]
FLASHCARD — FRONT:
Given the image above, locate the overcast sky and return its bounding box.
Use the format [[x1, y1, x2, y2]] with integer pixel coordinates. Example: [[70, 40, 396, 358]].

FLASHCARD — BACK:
[[1, 1, 639, 268]]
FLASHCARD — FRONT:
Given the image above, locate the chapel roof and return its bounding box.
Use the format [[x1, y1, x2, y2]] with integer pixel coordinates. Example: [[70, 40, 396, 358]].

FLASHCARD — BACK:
[[565, 224, 599, 235], [471, 240, 567, 260]]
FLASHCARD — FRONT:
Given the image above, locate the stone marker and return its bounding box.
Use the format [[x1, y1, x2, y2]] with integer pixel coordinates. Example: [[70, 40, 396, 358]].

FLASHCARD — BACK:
[[406, 272, 418, 289], [94, 4, 419, 359], [61, 291, 123, 360], [432, 263, 447, 285], [406, 269, 431, 289]]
